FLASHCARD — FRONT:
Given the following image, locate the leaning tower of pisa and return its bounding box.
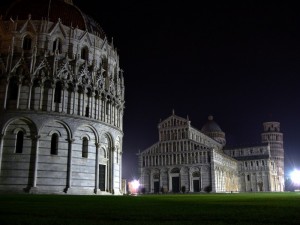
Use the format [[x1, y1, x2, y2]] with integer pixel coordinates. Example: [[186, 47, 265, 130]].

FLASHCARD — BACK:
[[261, 121, 285, 191]]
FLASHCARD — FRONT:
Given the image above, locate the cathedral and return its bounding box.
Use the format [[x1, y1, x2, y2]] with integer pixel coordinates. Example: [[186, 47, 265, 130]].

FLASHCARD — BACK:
[[138, 111, 284, 193], [0, 0, 125, 195]]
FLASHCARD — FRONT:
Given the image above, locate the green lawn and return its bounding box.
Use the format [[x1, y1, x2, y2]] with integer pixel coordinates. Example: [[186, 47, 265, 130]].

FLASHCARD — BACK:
[[1, 192, 300, 225]]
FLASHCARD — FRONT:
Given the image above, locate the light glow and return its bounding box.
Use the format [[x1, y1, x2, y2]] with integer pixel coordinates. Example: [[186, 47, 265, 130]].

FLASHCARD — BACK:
[[290, 169, 300, 185], [128, 179, 140, 195]]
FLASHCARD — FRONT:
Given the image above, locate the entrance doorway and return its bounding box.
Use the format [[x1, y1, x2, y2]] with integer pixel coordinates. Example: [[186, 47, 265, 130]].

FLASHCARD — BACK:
[[193, 180, 200, 192], [99, 165, 105, 191], [154, 181, 160, 193], [172, 177, 180, 193]]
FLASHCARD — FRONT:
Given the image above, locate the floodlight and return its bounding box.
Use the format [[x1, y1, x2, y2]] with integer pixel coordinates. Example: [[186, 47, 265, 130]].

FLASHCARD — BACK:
[[290, 169, 300, 185]]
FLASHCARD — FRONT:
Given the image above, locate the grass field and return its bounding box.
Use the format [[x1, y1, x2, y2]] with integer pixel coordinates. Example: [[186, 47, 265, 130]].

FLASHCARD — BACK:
[[1, 192, 300, 225]]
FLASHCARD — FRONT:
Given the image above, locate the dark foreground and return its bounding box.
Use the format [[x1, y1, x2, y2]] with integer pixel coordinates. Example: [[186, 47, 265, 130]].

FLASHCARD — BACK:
[[0, 192, 300, 225]]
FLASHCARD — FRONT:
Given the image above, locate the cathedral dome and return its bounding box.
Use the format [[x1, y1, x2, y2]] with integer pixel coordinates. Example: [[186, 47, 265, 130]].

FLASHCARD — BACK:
[[3, 0, 105, 38], [201, 115, 223, 133], [201, 115, 226, 146]]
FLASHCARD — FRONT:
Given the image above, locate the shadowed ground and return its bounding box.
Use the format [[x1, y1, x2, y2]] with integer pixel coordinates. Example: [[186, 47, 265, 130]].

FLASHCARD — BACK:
[[0, 192, 300, 225]]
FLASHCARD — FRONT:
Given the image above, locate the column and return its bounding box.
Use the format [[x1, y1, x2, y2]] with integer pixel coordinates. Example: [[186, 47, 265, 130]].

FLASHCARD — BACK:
[[167, 169, 170, 192], [32, 135, 41, 189], [72, 87, 77, 115], [38, 84, 44, 110], [66, 138, 74, 191], [3, 80, 9, 109], [188, 168, 191, 192], [16, 81, 22, 109], [95, 143, 100, 193], [51, 84, 55, 111], [113, 102, 116, 125], [97, 94, 101, 120], [119, 150, 123, 193], [111, 146, 115, 193], [200, 166, 203, 191], [102, 98, 106, 122], [61, 84, 66, 113], [27, 83, 33, 109], [81, 89, 85, 116], [90, 92, 95, 118]]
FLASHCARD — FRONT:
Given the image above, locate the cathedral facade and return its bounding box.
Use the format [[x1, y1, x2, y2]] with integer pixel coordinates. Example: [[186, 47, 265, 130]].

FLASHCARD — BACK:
[[138, 112, 284, 193], [0, 0, 125, 195]]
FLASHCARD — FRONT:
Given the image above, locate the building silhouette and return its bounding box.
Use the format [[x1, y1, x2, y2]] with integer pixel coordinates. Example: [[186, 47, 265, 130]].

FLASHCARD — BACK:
[[138, 111, 284, 193]]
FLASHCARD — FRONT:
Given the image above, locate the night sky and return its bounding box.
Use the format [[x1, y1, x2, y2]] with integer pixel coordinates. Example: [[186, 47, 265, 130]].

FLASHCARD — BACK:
[[3, 1, 300, 181]]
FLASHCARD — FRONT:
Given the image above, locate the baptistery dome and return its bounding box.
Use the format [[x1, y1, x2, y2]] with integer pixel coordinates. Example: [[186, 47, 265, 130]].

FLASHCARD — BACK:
[[4, 0, 106, 38], [0, 0, 125, 195]]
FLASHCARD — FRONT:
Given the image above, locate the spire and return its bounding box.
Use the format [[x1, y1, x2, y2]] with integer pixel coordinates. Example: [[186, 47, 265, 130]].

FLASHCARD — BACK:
[[111, 37, 114, 49], [172, 109, 175, 115]]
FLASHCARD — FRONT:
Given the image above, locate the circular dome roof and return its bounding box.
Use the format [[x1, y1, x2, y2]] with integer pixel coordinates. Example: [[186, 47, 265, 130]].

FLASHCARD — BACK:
[[201, 115, 223, 133], [3, 0, 105, 38]]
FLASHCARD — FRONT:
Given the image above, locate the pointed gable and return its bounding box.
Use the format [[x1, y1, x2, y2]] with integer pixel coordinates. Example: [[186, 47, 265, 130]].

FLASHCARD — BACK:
[[79, 31, 93, 47], [158, 113, 189, 129], [19, 18, 37, 34], [49, 21, 67, 39]]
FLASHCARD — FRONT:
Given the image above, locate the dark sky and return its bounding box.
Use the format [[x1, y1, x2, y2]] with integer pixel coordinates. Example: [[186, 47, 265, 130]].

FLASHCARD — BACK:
[[76, 1, 300, 181], [3, 1, 300, 181]]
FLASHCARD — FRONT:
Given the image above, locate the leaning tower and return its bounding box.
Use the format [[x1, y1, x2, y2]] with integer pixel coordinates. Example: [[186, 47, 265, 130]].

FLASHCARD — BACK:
[[261, 121, 284, 191]]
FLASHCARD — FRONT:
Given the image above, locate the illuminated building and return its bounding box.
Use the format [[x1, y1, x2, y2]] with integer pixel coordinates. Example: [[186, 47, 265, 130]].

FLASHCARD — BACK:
[[0, 0, 125, 195], [138, 111, 284, 193]]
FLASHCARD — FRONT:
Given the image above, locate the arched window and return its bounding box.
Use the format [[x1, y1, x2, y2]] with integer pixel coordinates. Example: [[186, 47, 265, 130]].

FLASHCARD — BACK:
[[54, 82, 62, 103], [81, 46, 89, 60], [23, 35, 32, 50], [51, 133, 59, 155], [82, 137, 88, 158], [16, 131, 24, 153], [53, 38, 62, 53]]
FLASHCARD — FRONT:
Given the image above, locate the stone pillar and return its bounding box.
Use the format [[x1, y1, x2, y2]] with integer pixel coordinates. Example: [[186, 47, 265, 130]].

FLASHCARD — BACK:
[[102, 98, 106, 122], [111, 146, 115, 193], [94, 143, 100, 193], [97, 95, 101, 120], [72, 87, 77, 115], [65, 138, 74, 193], [188, 168, 191, 192], [200, 166, 203, 191], [81, 89, 85, 116], [30, 135, 40, 192], [3, 80, 9, 109], [119, 150, 123, 193], [150, 170, 153, 193], [16, 81, 22, 109], [38, 84, 44, 110], [90, 92, 95, 118], [51, 84, 55, 111], [61, 84, 66, 113], [27, 83, 33, 109]]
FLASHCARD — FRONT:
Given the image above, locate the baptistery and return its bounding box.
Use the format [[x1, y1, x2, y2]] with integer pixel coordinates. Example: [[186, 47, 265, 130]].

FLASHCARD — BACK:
[[0, 0, 125, 195]]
